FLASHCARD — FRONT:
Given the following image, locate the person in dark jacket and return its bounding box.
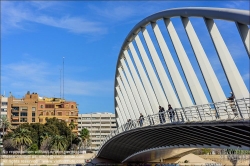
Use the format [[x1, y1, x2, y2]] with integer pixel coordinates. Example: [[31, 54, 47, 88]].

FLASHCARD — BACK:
[[158, 106, 166, 124], [138, 113, 144, 127], [168, 104, 175, 122]]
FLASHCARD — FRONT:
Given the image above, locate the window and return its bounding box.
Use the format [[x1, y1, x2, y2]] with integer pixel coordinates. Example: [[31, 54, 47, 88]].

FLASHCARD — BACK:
[[101, 117, 110, 119], [32, 107, 36, 111], [20, 118, 27, 122], [12, 107, 19, 111], [1, 102, 7, 106], [40, 112, 43, 116], [12, 113, 19, 116], [21, 107, 28, 111], [46, 112, 49, 116], [58, 112, 62, 116], [32, 118, 35, 122], [32, 112, 35, 116], [20, 112, 27, 116], [45, 104, 54, 108], [71, 105, 74, 109], [40, 105, 43, 108]]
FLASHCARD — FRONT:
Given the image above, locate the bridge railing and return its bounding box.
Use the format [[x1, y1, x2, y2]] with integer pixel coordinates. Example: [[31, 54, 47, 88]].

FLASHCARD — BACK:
[[98, 98, 250, 151]]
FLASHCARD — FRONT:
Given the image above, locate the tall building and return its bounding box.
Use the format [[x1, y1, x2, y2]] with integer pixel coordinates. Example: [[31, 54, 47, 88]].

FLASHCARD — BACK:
[[78, 113, 117, 151], [7, 91, 78, 133]]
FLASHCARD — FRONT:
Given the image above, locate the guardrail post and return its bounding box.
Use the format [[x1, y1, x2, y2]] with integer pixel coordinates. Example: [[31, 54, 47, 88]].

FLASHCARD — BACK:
[[196, 106, 203, 121], [235, 99, 244, 119]]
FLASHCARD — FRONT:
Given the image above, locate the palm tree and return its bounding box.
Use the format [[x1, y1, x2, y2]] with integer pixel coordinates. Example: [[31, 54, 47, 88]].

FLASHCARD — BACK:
[[51, 135, 67, 151], [69, 121, 76, 150], [12, 128, 32, 154], [0, 116, 11, 136], [40, 132, 50, 145], [79, 128, 90, 150]]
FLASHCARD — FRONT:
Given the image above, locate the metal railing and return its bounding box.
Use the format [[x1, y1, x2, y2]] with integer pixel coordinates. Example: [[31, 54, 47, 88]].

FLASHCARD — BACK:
[[98, 98, 250, 152]]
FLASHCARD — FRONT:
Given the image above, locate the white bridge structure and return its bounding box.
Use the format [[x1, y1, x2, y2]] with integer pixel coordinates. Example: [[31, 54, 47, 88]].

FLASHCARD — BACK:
[[96, 7, 250, 163]]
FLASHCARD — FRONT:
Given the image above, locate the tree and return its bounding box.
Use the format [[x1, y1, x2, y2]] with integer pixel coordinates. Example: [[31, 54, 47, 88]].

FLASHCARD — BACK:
[[51, 135, 67, 151], [3, 139, 17, 153], [79, 128, 90, 150], [0, 116, 12, 136], [40, 137, 52, 152], [69, 121, 76, 150], [12, 128, 32, 154]]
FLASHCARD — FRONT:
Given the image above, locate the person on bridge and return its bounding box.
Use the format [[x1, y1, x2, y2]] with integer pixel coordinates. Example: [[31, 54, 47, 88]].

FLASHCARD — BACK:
[[159, 106, 166, 124], [227, 92, 238, 117], [138, 113, 144, 127], [168, 104, 175, 123]]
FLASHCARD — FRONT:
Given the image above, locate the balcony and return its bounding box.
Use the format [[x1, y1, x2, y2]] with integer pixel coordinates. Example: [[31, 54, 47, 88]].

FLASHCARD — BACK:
[[11, 116, 19, 120], [11, 109, 19, 112], [68, 113, 78, 117]]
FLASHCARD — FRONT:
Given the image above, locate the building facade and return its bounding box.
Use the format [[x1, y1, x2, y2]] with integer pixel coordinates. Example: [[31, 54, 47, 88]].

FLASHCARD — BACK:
[[7, 92, 39, 128], [1, 96, 8, 118], [0, 95, 8, 148], [78, 113, 117, 151], [7, 92, 78, 133], [38, 97, 78, 133]]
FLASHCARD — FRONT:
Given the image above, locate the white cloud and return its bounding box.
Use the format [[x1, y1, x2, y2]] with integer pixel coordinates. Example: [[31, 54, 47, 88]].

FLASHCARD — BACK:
[[1, 60, 113, 98], [1, 1, 106, 34]]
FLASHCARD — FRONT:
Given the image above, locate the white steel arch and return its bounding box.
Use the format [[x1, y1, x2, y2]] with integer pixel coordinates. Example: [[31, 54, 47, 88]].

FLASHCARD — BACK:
[[114, 7, 250, 126]]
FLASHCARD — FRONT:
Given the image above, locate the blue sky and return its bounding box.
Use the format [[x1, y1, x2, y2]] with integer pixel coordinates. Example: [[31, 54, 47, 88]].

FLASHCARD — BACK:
[[1, 1, 249, 114]]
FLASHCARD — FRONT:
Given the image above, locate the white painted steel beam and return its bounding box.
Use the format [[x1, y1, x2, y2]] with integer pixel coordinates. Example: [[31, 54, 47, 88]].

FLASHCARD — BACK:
[[204, 18, 249, 99], [129, 42, 159, 114], [181, 17, 227, 103], [151, 22, 193, 107], [115, 108, 123, 126], [116, 106, 125, 125], [116, 87, 131, 120], [115, 96, 128, 124], [124, 50, 154, 115], [164, 18, 208, 105], [236, 22, 250, 57], [134, 35, 169, 109], [117, 77, 137, 120], [142, 27, 181, 108], [118, 67, 140, 118], [120, 57, 148, 116]]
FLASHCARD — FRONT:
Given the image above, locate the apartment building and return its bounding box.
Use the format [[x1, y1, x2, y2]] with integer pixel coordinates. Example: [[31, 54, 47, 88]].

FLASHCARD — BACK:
[[7, 91, 78, 133], [78, 113, 117, 151], [0, 95, 8, 147], [38, 97, 78, 133], [7, 92, 39, 128], [1, 95, 8, 118]]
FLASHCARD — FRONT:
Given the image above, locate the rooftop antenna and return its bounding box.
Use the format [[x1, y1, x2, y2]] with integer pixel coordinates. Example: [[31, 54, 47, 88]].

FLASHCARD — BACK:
[[63, 57, 65, 99], [60, 68, 62, 98]]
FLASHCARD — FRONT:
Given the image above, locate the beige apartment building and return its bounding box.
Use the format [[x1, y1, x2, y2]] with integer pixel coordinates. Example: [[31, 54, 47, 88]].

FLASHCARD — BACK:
[[78, 113, 117, 151], [7, 92, 78, 133], [38, 97, 78, 133]]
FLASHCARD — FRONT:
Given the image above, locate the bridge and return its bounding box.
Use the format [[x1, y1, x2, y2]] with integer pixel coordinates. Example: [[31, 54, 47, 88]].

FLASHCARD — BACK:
[[96, 7, 250, 163]]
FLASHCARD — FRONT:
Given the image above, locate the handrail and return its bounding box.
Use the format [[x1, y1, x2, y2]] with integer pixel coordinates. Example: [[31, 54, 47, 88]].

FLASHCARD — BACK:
[[98, 98, 250, 152]]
